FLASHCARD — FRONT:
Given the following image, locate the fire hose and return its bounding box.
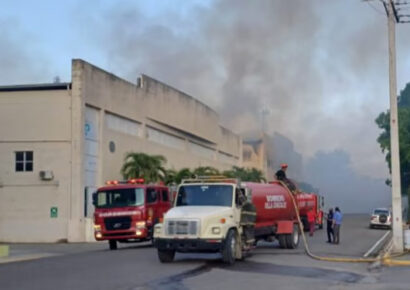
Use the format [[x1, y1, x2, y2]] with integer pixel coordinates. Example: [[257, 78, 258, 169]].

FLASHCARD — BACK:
[[278, 181, 410, 266]]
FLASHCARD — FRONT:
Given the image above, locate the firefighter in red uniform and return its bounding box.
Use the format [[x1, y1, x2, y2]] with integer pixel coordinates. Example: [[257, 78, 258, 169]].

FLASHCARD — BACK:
[[306, 207, 316, 236]]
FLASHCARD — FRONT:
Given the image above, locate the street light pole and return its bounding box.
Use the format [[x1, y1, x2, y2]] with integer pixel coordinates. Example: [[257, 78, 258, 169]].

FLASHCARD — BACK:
[[387, 0, 404, 253]]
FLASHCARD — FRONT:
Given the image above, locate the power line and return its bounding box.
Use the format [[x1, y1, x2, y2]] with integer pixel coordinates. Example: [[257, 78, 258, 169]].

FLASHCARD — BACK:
[[366, 0, 388, 15]]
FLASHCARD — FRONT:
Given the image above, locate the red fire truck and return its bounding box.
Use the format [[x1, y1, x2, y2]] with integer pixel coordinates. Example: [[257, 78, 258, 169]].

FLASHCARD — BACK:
[[93, 179, 172, 250], [296, 192, 324, 231], [268, 181, 324, 232]]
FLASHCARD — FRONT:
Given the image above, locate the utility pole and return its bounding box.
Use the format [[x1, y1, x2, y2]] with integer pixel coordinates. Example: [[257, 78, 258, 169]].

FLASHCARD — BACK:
[[386, 0, 403, 253]]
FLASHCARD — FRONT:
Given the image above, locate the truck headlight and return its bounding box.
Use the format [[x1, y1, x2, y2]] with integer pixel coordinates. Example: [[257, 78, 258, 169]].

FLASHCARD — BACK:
[[212, 227, 221, 235], [136, 221, 146, 228]]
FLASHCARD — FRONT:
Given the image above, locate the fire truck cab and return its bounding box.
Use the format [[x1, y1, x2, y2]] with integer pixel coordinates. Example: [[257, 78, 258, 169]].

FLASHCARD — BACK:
[[93, 179, 171, 250]]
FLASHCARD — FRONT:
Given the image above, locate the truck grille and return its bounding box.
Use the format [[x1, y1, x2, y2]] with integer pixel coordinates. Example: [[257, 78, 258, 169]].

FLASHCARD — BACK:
[[104, 216, 132, 231], [166, 220, 198, 236]]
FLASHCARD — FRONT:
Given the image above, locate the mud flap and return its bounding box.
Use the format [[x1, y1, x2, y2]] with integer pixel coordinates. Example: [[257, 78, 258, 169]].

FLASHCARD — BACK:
[[276, 220, 294, 234]]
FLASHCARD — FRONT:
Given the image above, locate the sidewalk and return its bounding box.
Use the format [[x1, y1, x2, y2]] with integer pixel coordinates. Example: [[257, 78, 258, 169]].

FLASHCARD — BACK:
[[0, 242, 107, 264]]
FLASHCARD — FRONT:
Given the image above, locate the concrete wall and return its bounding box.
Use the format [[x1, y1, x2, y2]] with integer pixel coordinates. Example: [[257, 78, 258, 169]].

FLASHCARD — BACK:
[[0, 90, 72, 242], [74, 59, 241, 179]]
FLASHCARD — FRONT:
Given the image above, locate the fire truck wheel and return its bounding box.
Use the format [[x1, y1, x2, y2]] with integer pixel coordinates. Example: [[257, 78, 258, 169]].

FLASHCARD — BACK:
[[278, 235, 287, 249], [109, 240, 117, 250], [285, 224, 300, 249], [158, 250, 175, 263], [222, 229, 236, 265]]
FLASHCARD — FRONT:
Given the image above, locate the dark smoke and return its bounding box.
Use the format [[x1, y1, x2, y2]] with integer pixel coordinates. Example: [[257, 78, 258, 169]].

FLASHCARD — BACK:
[[76, 0, 410, 180], [72, 0, 410, 213], [305, 150, 390, 214]]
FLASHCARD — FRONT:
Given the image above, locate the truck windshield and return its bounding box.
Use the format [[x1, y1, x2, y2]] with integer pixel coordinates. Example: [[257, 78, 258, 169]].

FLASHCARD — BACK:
[[176, 185, 233, 207], [95, 188, 145, 208]]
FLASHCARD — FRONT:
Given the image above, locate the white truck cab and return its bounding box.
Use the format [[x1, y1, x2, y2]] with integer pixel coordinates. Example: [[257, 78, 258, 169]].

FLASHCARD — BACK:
[[154, 177, 253, 264]]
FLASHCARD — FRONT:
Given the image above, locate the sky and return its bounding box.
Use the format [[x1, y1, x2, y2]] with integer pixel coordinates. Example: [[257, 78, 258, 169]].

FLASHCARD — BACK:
[[2, 0, 410, 186]]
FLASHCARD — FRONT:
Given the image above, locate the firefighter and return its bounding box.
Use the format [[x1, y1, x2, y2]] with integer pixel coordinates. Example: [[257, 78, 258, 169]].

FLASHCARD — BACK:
[[238, 189, 256, 245], [275, 163, 288, 181], [306, 207, 316, 237], [275, 163, 296, 192]]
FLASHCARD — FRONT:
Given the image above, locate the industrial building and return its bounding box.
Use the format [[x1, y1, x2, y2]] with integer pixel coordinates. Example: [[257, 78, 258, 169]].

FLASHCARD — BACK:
[[0, 59, 242, 242]]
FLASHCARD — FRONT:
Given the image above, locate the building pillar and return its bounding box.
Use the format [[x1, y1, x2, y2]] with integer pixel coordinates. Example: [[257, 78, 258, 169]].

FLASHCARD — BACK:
[[68, 59, 86, 242]]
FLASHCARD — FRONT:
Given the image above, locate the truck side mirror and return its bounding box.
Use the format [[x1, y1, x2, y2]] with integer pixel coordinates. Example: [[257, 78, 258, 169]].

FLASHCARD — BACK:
[[92, 192, 97, 206]]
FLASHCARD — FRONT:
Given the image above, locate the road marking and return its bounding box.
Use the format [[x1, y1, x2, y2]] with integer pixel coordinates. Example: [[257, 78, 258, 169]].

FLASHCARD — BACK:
[[363, 231, 391, 258]]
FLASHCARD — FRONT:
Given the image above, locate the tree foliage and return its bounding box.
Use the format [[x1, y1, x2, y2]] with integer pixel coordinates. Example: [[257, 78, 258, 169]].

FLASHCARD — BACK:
[[375, 82, 410, 195], [223, 166, 266, 182], [121, 152, 167, 183], [120, 152, 267, 184]]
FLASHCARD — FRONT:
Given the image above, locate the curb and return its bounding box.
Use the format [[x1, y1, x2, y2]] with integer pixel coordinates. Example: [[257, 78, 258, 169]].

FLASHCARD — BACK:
[[0, 245, 9, 258], [0, 253, 57, 265]]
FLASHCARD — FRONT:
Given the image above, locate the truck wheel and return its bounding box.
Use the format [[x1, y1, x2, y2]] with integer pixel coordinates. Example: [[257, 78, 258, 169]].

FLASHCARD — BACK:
[[278, 235, 287, 249], [285, 225, 300, 249], [157, 250, 175, 263], [222, 229, 236, 265], [109, 240, 117, 250]]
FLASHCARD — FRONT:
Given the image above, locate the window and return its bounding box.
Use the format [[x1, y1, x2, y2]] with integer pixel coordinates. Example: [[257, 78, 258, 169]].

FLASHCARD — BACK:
[[146, 127, 185, 150], [105, 113, 141, 137], [176, 185, 233, 207], [15, 151, 33, 172], [162, 190, 169, 202], [189, 141, 215, 159], [147, 188, 159, 203], [94, 188, 145, 208]]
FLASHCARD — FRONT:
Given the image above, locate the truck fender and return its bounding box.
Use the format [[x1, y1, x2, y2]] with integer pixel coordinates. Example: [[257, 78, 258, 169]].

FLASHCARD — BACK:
[[276, 221, 294, 234]]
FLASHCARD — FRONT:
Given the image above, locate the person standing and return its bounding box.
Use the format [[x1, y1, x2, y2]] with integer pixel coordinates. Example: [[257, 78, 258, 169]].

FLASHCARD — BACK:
[[306, 207, 316, 237], [325, 208, 334, 243], [333, 207, 343, 244]]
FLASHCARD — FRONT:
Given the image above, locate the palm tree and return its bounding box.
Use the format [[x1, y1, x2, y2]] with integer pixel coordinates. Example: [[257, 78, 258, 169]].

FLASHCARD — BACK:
[[192, 166, 220, 177], [121, 152, 167, 183], [164, 169, 177, 185], [174, 168, 193, 184], [223, 166, 266, 182]]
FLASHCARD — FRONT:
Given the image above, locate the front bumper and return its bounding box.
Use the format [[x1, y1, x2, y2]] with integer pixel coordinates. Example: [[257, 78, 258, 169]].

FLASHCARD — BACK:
[[370, 220, 391, 227], [155, 238, 223, 253], [95, 227, 150, 241]]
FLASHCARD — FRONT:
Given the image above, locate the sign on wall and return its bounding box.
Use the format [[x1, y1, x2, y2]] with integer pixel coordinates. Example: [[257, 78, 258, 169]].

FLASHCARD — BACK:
[[50, 207, 58, 218]]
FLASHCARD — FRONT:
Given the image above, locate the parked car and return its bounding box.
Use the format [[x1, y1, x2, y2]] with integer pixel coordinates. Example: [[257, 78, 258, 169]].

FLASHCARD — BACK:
[[369, 208, 392, 229]]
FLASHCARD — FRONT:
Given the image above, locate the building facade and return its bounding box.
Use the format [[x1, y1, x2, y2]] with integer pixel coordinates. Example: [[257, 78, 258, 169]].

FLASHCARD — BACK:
[[0, 59, 242, 242]]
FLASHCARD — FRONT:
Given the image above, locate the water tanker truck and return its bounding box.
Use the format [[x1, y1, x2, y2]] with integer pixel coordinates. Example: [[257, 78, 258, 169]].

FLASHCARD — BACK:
[[153, 177, 300, 264]]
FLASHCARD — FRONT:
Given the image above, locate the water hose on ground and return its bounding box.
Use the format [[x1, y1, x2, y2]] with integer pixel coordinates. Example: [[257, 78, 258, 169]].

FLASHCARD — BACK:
[[278, 181, 410, 266]]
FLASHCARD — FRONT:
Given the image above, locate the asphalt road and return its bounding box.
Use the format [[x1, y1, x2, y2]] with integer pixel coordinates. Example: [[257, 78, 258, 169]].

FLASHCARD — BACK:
[[1, 214, 408, 290]]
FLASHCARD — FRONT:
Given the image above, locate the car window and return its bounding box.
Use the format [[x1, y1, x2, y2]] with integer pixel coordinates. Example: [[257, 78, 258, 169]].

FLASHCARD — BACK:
[[373, 209, 389, 215], [147, 188, 159, 203], [161, 189, 169, 202]]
